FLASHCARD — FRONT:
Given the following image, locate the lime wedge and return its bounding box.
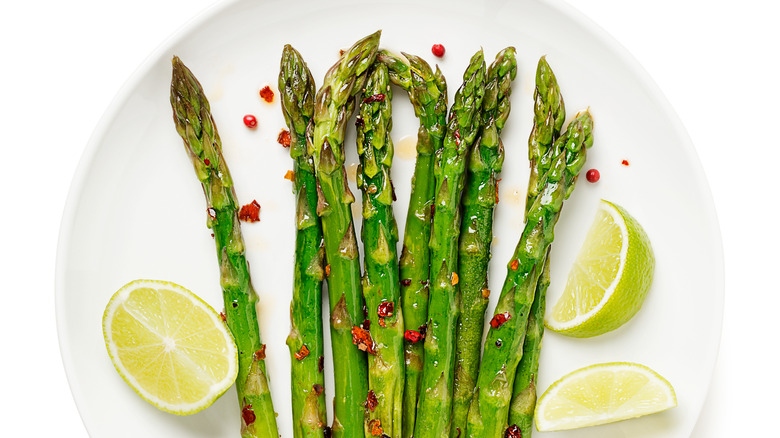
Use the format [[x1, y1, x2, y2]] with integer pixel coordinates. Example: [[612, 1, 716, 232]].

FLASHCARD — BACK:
[[535, 362, 676, 431], [102, 279, 238, 415], [546, 200, 654, 337]]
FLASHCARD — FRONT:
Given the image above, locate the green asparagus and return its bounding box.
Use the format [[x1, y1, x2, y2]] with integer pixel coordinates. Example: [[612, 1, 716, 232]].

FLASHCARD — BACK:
[[507, 57, 566, 437], [310, 31, 380, 438], [170, 56, 278, 438], [464, 111, 593, 438], [414, 49, 486, 438], [355, 62, 404, 438], [376, 50, 448, 438], [279, 45, 328, 438], [450, 47, 517, 438]]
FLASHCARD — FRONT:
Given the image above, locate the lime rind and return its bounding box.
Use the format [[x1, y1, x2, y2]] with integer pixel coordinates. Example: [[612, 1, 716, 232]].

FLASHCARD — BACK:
[[546, 200, 654, 337], [102, 279, 239, 415], [535, 362, 677, 431]]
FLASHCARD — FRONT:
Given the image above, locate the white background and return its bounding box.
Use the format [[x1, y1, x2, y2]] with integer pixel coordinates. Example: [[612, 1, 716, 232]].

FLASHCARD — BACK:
[[1, 0, 775, 435]]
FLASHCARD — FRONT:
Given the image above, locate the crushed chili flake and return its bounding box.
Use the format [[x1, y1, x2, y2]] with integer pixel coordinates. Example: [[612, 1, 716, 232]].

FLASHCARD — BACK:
[[510, 259, 519, 271], [295, 345, 310, 361], [239, 200, 261, 222], [482, 288, 491, 299], [504, 425, 521, 438], [401, 279, 412, 287], [377, 302, 394, 317], [404, 330, 422, 344], [325, 264, 331, 277], [378, 318, 387, 328], [351, 326, 377, 355], [451, 272, 459, 286], [362, 94, 386, 104], [362, 319, 371, 330], [585, 168, 600, 183], [254, 344, 267, 360], [621, 159, 630, 166], [204, 158, 211, 166], [369, 419, 383, 436], [277, 129, 291, 147], [219, 311, 227, 322], [366, 390, 378, 411], [490, 312, 511, 329], [284, 170, 295, 181], [318, 356, 325, 372], [312, 384, 324, 395], [454, 129, 461, 145], [242, 404, 256, 425], [259, 86, 274, 103]]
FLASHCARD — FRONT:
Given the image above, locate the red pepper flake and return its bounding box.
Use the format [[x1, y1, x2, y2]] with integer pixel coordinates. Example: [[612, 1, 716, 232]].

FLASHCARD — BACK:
[[254, 344, 267, 360], [204, 158, 211, 166], [277, 129, 291, 147], [504, 424, 521, 438], [453, 129, 461, 145], [243, 114, 258, 128], [259, 86, 274, 103], [585, 168, 600, 183], [219, 311, 226, 322], [482, 288, 490, 298], [404, 330, 423, 344], [351, 326, 377, 355], [621, 159, 630, 166], [295, 345, 310, 361], [451, 272, 459, 286], [378, 318, 387, 328], [239, 200, 261, 222], [369, 419, 384, 436], [325, 264, 331, 277], [242, 404, 256, 425], [312, 384, 324, 396], [510, 259, 519, 271], [401, 279, 412, 287], [362, 94, 386, 104], [490, 312, 511, 329], [366, 390, 378, 412], [284, 170, 295, 181], [431, 44, 446, 57], [377, 302, 394, 318], [362, 319, 371, 330]]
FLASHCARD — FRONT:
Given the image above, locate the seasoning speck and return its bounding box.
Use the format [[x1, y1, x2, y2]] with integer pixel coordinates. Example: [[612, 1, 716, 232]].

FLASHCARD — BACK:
[[259, 86, 274, 103], [278, 129, 291, 147], [621, 159, 630, 166], [239, 200, 261, 222]]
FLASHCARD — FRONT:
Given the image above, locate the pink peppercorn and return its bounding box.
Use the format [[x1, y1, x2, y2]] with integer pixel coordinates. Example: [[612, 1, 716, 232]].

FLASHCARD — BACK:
[[431, 44, 445, 57]]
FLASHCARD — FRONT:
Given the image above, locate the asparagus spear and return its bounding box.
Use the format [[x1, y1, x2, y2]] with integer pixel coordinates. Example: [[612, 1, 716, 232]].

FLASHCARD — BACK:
[[464, 111, 593, 438], [170, 56, 278, 438], [414, 49, 486, 438], [450, 47, 517, 438], [507, 57, 565, 437], [355, 62, 404, 438], [279, 45, 328, 438], [310, 31, 380, 438], [376, 50, 448, 438]]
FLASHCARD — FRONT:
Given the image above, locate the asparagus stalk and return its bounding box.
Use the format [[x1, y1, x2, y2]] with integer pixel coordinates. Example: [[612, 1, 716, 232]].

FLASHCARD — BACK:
[[376, 50, 448, 438], [450, 47, 517, 438], [507, 57, 566, 437], [170, 56, 278, 438], [355, 62, 404, 438], [279, 45, 328, 438], [464, 111, 593, 438], [310, 31, 380, 438], [414, 49, 486, 438]]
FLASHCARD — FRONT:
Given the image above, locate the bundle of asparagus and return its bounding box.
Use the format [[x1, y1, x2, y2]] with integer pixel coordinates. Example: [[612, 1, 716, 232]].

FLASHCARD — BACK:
[[168, 34, 591, 438]]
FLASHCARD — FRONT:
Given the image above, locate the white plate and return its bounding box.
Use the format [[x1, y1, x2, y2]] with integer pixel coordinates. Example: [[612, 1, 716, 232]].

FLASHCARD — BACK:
[[56, 0, 724, 437]]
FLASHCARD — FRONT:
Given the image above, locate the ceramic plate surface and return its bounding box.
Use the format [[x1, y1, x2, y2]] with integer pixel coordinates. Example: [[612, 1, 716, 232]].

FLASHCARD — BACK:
[[56, 0, 723, 436]]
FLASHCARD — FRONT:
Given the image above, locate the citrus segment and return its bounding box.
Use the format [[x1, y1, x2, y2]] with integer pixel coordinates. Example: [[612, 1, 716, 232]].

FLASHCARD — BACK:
[[535, 362, 676, 431], [546, 200, 654, 337], [102, 279, 238, 415]]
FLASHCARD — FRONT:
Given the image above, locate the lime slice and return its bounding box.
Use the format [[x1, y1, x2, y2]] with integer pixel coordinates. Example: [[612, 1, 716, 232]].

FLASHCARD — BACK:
[[535, 362, 676, 431], [102, 279, 238, 415], [546, 200, 654, 337]]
